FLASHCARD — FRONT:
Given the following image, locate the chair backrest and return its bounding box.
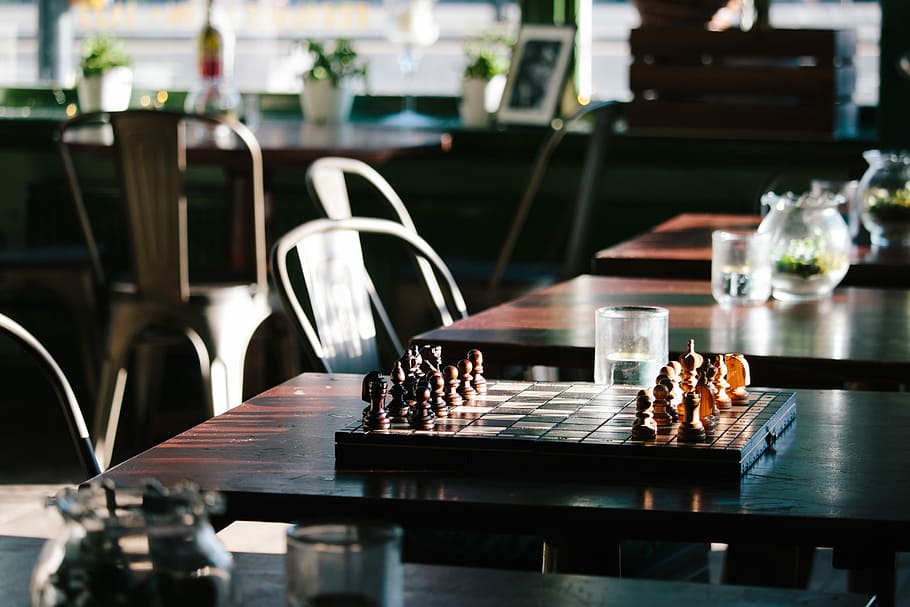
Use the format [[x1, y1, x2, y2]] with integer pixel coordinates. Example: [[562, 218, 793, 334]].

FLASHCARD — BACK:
[[271, 217, 468, 374], [0, 312, 101, 478], [56, 109, 268, 303], [489, 100, 622, 289], [305, 157, 456, 328]]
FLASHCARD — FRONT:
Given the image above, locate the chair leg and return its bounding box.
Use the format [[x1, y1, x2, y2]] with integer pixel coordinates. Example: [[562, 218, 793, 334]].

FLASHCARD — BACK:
[[93, 360, 128, 471]]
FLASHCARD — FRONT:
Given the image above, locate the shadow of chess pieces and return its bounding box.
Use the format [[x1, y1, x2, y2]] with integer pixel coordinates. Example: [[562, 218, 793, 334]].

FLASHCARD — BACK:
[[725, 353, 751, 404], [410, 381, 436, 430], [457, 358, 476, 400], [388, 360, 410, 423], [631, 389, 657, 440], [364, 375, 391, 430], [651, 382, 673, 434], [678, 391, 706, 443], [443, 365, 463, 407], [468, 348, 487, 394]]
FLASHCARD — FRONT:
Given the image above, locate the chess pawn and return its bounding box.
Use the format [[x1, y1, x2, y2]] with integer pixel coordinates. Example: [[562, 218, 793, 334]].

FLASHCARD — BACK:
[[658, 366, 684, 411], [725, 353, 751, 404], [429, 369, 448, 417], [658, 377, 679, 422], [677, 391, 706, 443], [361, 370, 384, 424], [695, 369, 717, 436], [712, 354, 732, 410], [443, 365, 463, 407], [467, 348, 487, 394], [409, 382, 436, 431], [387, 361, 409, 423], [457, 358, 476, 400], [631, 389, 657, 440], [650, 382, 673, 433], [364, 376, 391, 430], [678, 338, 703, 394]]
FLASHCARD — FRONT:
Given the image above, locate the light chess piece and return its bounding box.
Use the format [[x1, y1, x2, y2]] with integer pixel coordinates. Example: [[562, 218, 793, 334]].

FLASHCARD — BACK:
[[678, 338, 703, 394], [712, 354, 732, 410], [725, 353, 751, 404]]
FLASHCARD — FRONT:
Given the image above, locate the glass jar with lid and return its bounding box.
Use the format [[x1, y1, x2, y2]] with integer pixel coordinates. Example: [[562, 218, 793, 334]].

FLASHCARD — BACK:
[[30, 480, 235, 607], [758, 189, 851, 301], [856, 150, 910, 249]]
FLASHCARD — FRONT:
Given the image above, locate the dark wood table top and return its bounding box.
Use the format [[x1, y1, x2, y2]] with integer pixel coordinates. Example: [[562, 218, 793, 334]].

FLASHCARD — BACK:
[[413, 274, 910, 388], [2, 535, 874, 606], [100, 373, 910, 552], [592, 213, 910, 288]]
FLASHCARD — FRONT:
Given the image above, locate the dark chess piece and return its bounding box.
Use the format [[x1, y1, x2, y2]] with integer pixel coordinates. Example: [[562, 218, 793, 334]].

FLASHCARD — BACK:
[[651, 382, 673, 433], [677, 391, 706, 443], [631, 389, 657, 440], [364, 376, 391, 430], [443, 365, 463, 407], [467, 348, 487, 394], [361, 370, 383, 424], [409, 381, 436, 430], [387, 360, 409, 423], [696, 366, 718, 436], [419, 345, 443, 374], [401, 345, 424, 380], [429, 369, 448, 417], [658, 377, 679, 423], [457, 358, 476, 400]]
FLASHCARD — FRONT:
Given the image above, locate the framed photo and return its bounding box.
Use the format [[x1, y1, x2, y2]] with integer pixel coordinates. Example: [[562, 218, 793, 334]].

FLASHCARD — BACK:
[[496, 25, 576, 126]]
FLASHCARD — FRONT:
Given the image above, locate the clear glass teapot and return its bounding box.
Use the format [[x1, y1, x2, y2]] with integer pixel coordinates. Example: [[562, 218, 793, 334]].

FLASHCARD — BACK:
[[30, 480, 235, 607], [758, 189, 851, 300], [856, 150, 910, 249]]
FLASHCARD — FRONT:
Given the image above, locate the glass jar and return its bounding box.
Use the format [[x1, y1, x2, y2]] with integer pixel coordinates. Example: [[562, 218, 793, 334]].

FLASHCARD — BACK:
[[30, 480, 234, 607], [758, 190, 851, 301], [856, 150, 910, 249]]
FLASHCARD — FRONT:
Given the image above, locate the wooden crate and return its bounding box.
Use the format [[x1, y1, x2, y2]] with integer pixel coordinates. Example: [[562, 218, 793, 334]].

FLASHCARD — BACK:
[[626, 27, 857, 138]]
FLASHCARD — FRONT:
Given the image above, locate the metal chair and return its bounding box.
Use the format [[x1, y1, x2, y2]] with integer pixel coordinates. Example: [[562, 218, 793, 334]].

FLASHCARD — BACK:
[[489, 100, 622, 290], [56, 109, 273, 469], [0, 311, 101, 479], [271, 217, 467, 374], [305, 157, 457, 345]]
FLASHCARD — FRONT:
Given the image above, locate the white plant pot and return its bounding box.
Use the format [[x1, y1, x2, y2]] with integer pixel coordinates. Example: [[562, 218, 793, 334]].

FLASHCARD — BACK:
[[300, 78, 354, 125], [77, 66, 133, 113], [459, 74, 506, 128]]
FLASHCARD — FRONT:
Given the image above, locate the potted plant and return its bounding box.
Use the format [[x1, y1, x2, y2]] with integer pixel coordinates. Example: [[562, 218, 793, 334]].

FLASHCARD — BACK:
[[77, 33, 133, 113], [299, 38, 367, 124], [460, 31, 511, 128]]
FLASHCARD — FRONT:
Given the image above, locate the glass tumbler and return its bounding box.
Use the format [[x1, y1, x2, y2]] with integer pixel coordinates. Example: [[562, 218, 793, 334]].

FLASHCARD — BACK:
[[711, 230, 772, 306], [594, 305, 668, 388], [286, 521, 403, 607]]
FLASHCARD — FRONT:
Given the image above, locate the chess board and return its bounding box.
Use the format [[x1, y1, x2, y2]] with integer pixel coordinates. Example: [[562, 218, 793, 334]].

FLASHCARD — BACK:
[[335, 381, 797, 483]]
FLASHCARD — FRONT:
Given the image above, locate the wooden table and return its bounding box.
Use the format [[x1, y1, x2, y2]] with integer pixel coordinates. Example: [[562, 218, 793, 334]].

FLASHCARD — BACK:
[[413, 274, 910, 389], [99, 372, 910, 604], [592, 213, 910, 288], [1, 535, 875, 607]]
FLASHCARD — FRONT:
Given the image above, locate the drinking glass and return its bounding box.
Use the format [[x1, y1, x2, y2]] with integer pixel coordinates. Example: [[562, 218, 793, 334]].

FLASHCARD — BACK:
[[711, 230, 772, 306], [381, 0, 440, 127], [594, 305, 668, 387], [286, 521, 403, 607]]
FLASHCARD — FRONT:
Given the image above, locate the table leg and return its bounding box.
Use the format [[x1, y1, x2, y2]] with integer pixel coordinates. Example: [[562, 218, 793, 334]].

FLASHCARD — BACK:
[[833, 545, 895, 607]]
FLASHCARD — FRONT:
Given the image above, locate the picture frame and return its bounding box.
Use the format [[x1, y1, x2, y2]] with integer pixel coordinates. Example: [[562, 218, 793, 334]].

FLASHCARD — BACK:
[[496, 24, 576, 126]]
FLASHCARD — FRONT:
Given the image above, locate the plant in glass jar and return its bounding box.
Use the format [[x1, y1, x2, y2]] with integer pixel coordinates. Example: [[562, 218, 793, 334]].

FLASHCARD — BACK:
[[758, 191, 851, 301], [856, 150, 910, 249], [300, 38, 368, 124], [77, 33, 133, 112]]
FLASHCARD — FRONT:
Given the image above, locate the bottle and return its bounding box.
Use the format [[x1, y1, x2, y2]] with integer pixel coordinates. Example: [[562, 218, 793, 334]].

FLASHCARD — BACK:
[[185, 0, 241, 120]]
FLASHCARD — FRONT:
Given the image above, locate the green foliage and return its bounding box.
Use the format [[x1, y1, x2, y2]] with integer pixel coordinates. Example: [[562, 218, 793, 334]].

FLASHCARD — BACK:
[[463, 31, 513, 80], [303, 38, 367, 88], [81, 33, 132, 77]]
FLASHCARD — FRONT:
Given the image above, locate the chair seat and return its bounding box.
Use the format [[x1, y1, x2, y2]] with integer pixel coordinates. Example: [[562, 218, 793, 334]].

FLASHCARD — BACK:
[[111, 280, 265, 301]]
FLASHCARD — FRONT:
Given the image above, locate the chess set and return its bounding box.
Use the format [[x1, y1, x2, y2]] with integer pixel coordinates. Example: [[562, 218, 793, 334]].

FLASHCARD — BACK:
[[334, 342, 797, 482]]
